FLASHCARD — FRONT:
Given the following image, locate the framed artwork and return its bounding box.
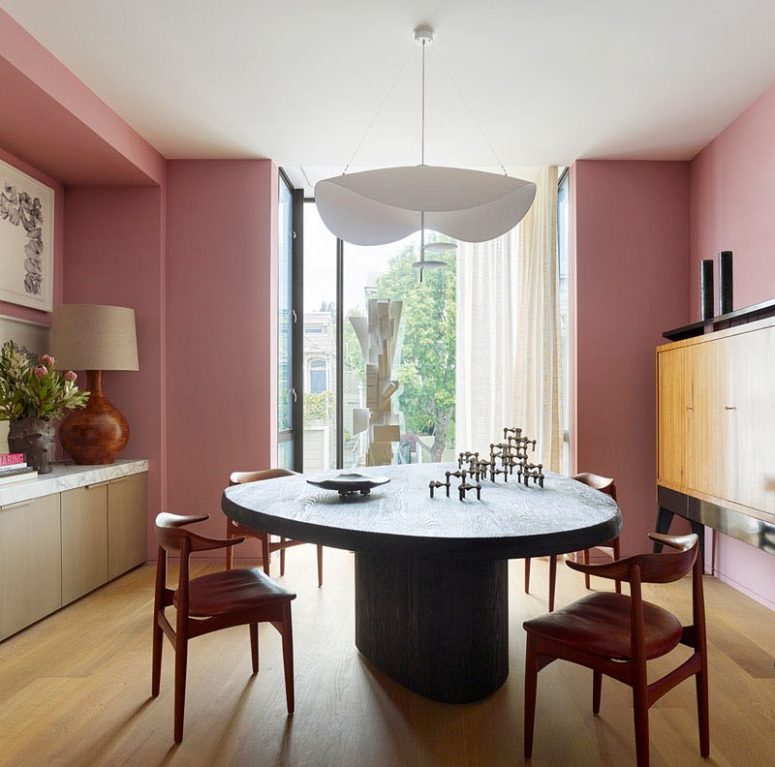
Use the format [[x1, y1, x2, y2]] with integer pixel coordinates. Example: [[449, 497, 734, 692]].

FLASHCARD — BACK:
[[0, 158, 55, 312]]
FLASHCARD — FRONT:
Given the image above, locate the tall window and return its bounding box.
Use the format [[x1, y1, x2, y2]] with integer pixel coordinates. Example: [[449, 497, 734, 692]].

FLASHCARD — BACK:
[[301, 200, 456, 471], [302, 203, 337, 471], [289, 172, 567, 473]]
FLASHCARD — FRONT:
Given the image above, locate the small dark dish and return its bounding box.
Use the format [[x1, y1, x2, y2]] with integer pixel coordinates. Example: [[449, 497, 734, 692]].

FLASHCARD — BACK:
[[307, 472, 391, 496]]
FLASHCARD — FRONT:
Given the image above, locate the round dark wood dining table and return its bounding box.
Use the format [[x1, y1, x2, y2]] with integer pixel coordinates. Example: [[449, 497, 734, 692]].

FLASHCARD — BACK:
[[222, 462, 621, 703]]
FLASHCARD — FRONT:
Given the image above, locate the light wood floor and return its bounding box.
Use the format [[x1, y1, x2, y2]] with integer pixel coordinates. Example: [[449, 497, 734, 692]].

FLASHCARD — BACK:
[[1, 546, 774, 767]]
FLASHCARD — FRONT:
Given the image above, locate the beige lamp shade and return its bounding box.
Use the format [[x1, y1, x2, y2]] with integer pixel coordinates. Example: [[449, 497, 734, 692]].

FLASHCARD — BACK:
[[51, 304, 139, 371]]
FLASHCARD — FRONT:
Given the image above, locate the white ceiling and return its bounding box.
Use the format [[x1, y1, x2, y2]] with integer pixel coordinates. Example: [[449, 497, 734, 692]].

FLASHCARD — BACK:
[[3, 0, 775, 185]]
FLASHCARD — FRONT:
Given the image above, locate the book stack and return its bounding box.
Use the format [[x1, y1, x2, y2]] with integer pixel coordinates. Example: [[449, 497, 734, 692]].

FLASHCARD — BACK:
[[0, 453, 38, 485]]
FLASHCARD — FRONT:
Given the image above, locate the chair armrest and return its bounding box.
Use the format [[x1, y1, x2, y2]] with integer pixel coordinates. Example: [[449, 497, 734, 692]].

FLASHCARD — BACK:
[[648, 532, 698, 552], [156, 512, 210, 528]]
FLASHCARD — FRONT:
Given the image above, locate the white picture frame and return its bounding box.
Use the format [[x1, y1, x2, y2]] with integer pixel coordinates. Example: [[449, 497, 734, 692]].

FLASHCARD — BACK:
[[0, 158, 55, 312]]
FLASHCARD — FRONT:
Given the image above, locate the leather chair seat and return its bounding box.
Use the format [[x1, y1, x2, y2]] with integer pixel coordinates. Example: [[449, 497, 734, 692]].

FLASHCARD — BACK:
[[175, 568, 295, 618], [523, 591, 683, 660]]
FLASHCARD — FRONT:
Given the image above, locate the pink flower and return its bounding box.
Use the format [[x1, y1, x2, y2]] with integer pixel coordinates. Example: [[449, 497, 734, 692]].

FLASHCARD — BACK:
[[33, 366, 47, 378], [40, 354, 55, 367], [64, 370, 77, 382]]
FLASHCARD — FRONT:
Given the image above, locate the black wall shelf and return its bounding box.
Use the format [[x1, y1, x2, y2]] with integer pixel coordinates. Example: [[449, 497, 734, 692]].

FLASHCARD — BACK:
[[663, 298, 775, 342]]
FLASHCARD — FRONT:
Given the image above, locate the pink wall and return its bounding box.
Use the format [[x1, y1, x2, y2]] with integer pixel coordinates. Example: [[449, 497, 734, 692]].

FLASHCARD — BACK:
[[574, 160, 691, 556], [690, 83, 775, 608], [2, 7, 172, 558], [165, 160, 278, 555], [0, 148, 63, 324], [0, 9, 164, 185], [690, 85, 775, 318], [63, 186, 167, 554]]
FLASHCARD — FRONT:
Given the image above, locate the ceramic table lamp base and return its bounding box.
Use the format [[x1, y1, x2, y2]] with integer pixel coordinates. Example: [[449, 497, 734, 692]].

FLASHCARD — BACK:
[[58, 370, 129, 464]]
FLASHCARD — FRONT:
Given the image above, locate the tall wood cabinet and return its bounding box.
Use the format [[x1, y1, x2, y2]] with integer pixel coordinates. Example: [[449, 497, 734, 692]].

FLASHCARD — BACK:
[[0, 462, 148, 641], [657, 316, 775, 552]]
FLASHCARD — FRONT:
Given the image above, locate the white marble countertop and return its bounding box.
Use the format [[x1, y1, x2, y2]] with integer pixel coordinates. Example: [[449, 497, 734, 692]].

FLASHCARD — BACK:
[[0, 458, 148, 507]]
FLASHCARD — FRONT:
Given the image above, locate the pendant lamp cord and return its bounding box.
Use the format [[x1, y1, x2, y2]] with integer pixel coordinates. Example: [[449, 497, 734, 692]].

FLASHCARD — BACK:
[[341, 33, 508, 177], [435, 50, 509, 176], [342, 48, 415, 176], [419, 42, 428, 282]]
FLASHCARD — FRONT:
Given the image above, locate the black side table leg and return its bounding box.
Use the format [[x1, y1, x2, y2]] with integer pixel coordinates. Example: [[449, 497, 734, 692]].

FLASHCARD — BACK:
[[654, 506, 707, 573], [654, 507, 674, 552], [688, 519, 707, 572]]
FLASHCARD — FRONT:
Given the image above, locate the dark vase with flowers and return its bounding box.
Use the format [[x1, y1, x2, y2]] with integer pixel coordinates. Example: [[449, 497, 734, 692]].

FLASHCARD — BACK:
[[8, 417, 56, 473], [0, 341, 89, 474]]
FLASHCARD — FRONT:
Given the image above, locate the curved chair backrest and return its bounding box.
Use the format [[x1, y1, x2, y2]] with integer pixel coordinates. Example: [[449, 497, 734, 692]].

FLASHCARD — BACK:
[[156, 512, 243, 554], [567, 532, 698, 585], [572, 472, 617, 502], [229, 468, 297, 486]]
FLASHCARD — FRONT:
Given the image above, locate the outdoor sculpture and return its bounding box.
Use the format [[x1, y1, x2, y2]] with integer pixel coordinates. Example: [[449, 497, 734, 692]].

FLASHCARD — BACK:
[[350, 298, 403, 466]]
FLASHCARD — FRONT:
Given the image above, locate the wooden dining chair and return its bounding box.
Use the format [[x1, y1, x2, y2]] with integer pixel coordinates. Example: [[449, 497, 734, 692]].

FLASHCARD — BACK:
[[152, 512, 296, 743], [524, 472, 620, 611], [523, 532, 709, 767], [225, 468, 324, 587]]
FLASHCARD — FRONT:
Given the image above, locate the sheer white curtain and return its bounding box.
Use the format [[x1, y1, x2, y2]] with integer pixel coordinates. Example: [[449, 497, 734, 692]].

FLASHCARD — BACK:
[[456, 166, 563, 471]]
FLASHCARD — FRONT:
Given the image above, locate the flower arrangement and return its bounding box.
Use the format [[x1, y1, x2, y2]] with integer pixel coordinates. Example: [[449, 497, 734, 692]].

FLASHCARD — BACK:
[[0, 340, 89, 421]]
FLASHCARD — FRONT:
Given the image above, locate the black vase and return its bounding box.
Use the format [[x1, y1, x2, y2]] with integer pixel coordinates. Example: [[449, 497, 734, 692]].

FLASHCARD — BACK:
[[8, 417, 55, 473], [700, 259, 714, 320], [719, 251, 733, 315]]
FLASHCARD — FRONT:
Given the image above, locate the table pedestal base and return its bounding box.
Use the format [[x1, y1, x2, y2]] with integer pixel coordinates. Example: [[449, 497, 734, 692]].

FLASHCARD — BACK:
[[354, 552, 508, 703]]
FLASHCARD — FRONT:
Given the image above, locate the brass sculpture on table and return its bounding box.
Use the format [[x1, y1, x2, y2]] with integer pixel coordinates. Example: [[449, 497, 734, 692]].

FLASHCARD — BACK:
[[429, 426, 545, 500]]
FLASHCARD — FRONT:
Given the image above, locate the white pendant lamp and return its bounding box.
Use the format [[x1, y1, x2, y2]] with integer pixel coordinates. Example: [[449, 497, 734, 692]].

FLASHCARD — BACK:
[[315, 25, 537, 247]]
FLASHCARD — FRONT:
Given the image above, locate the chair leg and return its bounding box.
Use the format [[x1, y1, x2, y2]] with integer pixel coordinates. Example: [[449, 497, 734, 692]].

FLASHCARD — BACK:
[[524, 558, 531, 594], [316, 545, 324, 587], [613, 537, 622, 594], [225, 521, 234, 570], [523, 634, 539, 759], [151, 616, 163, 697], [548, 556, 557, 612], [250, 623, 259, 674], [280, 537, 286, 576], [173, 635, 189, 744], [261, 534, 271, 576], [583, 548, 591, 590], [696, 666, 710, 757], [632, 675, 650, 767], [281, 603, 295, 714], [593, 670, 602, 714]]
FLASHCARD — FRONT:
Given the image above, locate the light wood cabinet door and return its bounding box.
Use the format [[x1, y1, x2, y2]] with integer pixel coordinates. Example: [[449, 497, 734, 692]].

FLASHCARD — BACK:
[[684, 339, 724, 499], [61, 483, 108, 605], [657, 346, 688, 488], [108, 473, 147, 580], [0, 494, 62, 641], [723, 328, 775, 514]]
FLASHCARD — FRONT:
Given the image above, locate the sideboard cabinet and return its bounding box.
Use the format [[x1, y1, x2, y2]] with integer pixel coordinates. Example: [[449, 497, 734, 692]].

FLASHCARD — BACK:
[[656, 317, 775, 555], [0, 461, 147, 641]]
